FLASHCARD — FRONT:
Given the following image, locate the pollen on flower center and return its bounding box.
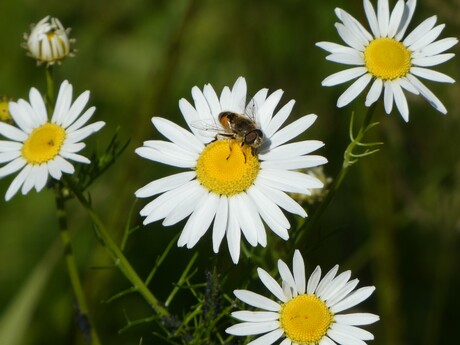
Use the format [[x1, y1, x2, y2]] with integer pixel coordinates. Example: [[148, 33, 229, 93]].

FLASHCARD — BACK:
[[280, 294, 333, 344], [22, 123, 66, 164], [195, 139, 260, 196], [364, 38, 411, 80]]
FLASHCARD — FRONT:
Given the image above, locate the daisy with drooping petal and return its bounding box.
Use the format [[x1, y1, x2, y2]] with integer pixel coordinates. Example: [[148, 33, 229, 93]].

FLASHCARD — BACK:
[[0, 80, 105, 201], [226, 250, 379, 345], [317, 0, 457, 122], [135, 77, 327, 263], [24, 16, 74, 65]]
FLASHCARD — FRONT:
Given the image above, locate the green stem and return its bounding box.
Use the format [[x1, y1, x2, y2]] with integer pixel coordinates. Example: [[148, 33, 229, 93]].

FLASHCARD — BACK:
[[64, 176, 170, 318], [45, 66, 55, 112], [295, 102, 378, 248], [54, 184, 102, 345]]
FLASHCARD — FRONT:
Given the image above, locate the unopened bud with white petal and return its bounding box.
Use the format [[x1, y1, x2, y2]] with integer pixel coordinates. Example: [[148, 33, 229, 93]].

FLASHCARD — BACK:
[[24, 16, 75, 65]]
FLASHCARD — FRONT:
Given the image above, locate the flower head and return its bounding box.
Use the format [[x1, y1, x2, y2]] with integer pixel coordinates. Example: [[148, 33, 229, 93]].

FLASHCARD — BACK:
[[226, 250, 379, 345], [0, 80, 105, 200], [24, 16, 74, 65], [135, 77, 327, 263], [0, 97, 12, 124], [317, 0, 458, 122]]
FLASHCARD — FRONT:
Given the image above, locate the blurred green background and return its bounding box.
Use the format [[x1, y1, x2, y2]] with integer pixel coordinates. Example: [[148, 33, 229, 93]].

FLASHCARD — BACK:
[[0, 0, 459, 344]]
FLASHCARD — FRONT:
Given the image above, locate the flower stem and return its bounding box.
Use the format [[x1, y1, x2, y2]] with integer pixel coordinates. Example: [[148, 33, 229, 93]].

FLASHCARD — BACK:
[[295, 102, 379, 248], [54, 184, 102, 345], [64, 176, 170, 318], [45, 66, 55, 112]]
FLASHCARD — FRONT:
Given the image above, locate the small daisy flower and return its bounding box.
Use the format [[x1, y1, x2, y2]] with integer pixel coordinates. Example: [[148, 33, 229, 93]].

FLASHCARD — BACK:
[[317, 0, 458, 122], [226, 250, 379, 345], [0, 80, 105, 201], [135, 77, 327, 263], [0, 97, 12, 124], [24, 16, 74, 65]]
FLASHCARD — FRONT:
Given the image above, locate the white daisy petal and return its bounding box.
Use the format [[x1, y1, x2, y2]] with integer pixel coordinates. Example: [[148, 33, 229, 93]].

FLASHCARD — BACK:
[[152, 117, 204, 153], [5, 164, 32, 201], [330, 286, 376, 314], [212, 196, 228, 253], [135, 171, 195, 198], [230, 77, 247, 113], [0, 141, 22, 152], [247, 186, 290, 240], [316, 265, 339, 297], [247, 328, 284, 345], [59, 152, 91, 164], [293, 250, 306, 294], [0, 157, 27, 178], [409, 24, 445, 52], [363, 0, 380, 37], [232, 194, 257, 247], [410, 67, 455, 83], [316, 42, 362, 56], [395, 0, 417, 40], [331, 323, 374, 341], [61, 90, 90, 128], [0, 151, 20, 164], [233, 290, 281, 312], [179, 192, 218, 249], [322, 67, 367, 87], [327, 279, 360, 307], [268, 114, 318, 150], [34, 164, 49, 192], [226, 203, 242, 263], [334, 313, 380, 326], [258, 268, 287, 302], [257, 183, 306, 218], [387, 0, 405, 38], [336, 8, 373, 42], [28, 87, 48, 124], [335, 23, 365, 51], [365, 78, 383, 107], [203, 83, 222, 118], [406, 74, 447, 114], [65, 107, 96, 133], [337, 74, 372, 108], [263, 100, 295, 140], [0, 122, 28, 142], [327, 328, 366, 345], [403, 15, 437, 47], [306, 265, 322, 294], [326, 52, 364, 66], [319, 336, 337, 345], [383, 80, 394, 114], [321, 270, 352, 301], [377, 0, 390, 37], [257, 89, 284, 131], [257, 169, 324, 194], [417, 37, 458, 57], [232, 310, 280, 322], [391, 80, 409, 122], [226, 321, 280, 336], [278, 259, 297, 291], [412, 53, 455, 67]]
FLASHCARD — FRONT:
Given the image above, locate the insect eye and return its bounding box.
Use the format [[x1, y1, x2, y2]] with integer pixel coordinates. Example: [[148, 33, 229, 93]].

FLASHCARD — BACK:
[[245, 130, 263, 144]]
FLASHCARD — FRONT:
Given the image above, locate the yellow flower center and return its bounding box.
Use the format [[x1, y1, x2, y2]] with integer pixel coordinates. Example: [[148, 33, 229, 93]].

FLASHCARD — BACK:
[[364, 38, 411, 80], [280, 294, 333, 344], [22, 123, 66, 164], [0, 100, 11, 122], [196, 139, 260, 196]]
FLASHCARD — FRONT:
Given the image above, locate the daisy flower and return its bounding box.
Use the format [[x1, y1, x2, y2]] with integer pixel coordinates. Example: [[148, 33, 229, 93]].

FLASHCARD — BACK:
[[135, 77, 327, 263], [226, 250, 379, 345], [0, 80, 105, 201], [317, 0, 458, 122], [24, 16, 74, 65]]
